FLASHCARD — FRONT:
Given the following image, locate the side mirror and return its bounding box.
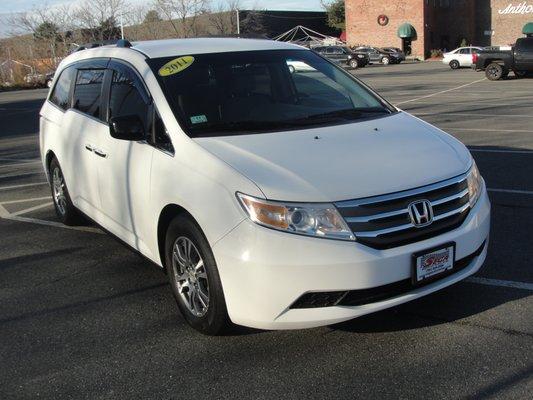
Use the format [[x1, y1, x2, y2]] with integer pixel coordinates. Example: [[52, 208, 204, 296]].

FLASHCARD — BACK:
[[109, 115, 145, 141]]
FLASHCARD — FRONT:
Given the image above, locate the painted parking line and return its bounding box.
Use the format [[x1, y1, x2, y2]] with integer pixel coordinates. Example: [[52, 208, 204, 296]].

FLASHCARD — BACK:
[[451, 128, 533, 133], [0, 171, 44, 179], [488, 188, 533, 195], [11, 201, 53, 216], [395, 78, 487, 106], [0, 182, 48, 191], [415, 112, 533, 119], [469, 148, 533, 154], [0, 203, 102, 234], [466, 277, 533, 291], [0, 196, 51, 205], [0, 161, 42, 169]]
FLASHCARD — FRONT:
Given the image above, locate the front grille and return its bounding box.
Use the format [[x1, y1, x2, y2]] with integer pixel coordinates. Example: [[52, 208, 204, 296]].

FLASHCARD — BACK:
[[290, 241, 486, 309], [335, 173, 471, 249]]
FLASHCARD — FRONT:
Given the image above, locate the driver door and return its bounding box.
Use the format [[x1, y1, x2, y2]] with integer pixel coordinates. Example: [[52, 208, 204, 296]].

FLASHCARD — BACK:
[[95, 61, 154, 247]]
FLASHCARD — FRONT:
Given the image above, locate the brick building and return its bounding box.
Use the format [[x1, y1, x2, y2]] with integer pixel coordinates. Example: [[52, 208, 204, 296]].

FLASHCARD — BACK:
[[345, 0, 533, 58]]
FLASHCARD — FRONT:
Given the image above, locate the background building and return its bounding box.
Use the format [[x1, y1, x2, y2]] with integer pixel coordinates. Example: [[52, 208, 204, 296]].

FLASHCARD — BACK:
[[345, 0, 533, 58]]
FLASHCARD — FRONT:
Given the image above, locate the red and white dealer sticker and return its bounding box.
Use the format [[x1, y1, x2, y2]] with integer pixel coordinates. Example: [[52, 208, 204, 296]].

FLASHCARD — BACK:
[[415, 245, 454, 283]]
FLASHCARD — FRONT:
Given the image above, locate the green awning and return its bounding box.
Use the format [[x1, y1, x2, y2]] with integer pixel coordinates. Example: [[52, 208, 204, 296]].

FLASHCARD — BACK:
[[523, 22, 533, 35], [397, 23, 416, 39]]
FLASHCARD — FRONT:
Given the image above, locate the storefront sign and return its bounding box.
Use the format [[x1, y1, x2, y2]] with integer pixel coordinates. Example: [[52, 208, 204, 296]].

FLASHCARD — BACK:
[[498, 1, 533, 14]]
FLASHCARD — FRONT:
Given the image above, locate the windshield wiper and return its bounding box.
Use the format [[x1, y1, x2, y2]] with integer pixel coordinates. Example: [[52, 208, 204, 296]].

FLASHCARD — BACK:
[[295, 107, 390, 122]]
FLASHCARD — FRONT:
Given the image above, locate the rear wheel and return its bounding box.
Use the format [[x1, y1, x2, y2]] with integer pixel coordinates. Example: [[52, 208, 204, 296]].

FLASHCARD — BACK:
[[49, 158, 83, 225], [349, 59, 359, 69], [485, 62, 504, 80], [288, 64, 296, 74], [449, 60, 460, 69], [165, 215, 230, 335], [381, 56, 390, 65]]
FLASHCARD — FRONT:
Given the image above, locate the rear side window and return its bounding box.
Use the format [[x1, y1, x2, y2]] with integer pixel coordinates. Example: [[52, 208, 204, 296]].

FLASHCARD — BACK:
[[108, 65, 151, 133], [49, 66, 75, 110], [73, 69, 105, 119], [516, 39, 533, 52]]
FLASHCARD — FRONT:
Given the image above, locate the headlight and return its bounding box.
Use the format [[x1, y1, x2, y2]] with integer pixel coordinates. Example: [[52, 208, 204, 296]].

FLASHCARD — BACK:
[[357, 54, 365, 58], [347, 55, 353, 59], [467, 161, 483, 208], [237, 193, 355, 241]]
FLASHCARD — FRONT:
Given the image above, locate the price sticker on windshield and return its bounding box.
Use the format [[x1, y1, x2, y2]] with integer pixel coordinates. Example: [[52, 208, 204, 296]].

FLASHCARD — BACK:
[[158, 56, 195, 77]]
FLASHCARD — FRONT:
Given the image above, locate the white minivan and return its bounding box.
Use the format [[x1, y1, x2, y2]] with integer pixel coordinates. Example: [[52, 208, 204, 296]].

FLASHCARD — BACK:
[[40, 38, 490, 334]]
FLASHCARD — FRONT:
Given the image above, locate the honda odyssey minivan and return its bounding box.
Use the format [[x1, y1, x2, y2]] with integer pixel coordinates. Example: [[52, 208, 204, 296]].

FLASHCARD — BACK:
[[40, 38, 490, 334]]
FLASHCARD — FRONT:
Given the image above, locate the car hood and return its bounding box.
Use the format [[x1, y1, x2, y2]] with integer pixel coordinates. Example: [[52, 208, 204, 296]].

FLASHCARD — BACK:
[[195, 112, 471, 202]]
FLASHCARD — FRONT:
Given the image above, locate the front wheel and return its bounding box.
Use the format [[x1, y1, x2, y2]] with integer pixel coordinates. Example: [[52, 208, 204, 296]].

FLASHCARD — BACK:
[[165, 215, 230, 335], [485, 63, 504, 80], [349, 59, 359, 69], [381, 56, 390, 65]]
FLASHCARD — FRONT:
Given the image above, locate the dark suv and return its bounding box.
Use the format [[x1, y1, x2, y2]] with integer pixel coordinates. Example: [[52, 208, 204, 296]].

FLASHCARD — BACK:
[[313, 46, 370, 69], [355, 46, 404, 65]]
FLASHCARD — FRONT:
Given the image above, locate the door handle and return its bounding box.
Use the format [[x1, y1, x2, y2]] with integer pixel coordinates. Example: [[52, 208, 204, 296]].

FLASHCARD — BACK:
[[94, 149, 107, 158], [85, 144, 93, 152]]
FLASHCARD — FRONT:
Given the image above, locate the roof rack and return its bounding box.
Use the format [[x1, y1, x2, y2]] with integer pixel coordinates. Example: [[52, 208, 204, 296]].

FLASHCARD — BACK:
[[73, 39, 133, 53]]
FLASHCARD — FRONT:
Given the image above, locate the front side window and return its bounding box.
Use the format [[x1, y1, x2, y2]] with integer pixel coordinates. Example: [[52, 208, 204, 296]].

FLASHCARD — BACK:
[[49, 66, 75, 110], [108, 65, 151, 133], [148, 50, 394, 137], [73, 69, 105, 119]]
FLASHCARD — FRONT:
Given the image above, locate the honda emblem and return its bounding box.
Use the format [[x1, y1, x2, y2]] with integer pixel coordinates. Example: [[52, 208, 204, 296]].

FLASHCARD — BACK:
[[408, 200, 434, 227]]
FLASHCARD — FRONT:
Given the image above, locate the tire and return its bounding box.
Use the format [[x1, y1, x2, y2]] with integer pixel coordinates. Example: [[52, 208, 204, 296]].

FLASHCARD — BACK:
[[288, 65, 296, 74], [449, 60, 460, 70], [349, 59, 359, 69], [381, 56, 390, 65], [485, 62, 504, 80], [49, 157, 84, 225], [165, 215, 230, 335]]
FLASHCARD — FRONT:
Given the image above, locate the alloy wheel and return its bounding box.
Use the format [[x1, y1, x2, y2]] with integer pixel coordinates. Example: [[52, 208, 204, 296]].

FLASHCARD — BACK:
[[52, 167, 67, 216], [171, 236, 209, 317]]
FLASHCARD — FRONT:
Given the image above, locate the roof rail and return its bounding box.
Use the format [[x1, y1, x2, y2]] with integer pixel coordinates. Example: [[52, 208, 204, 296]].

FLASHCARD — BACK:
[[116, 39, 132, 48], [72, 39, 132, 53]]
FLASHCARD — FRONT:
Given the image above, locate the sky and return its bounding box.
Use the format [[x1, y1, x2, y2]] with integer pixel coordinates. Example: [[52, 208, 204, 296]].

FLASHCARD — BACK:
[[0, 0, 323, 14], [0, 0, 324, 38]]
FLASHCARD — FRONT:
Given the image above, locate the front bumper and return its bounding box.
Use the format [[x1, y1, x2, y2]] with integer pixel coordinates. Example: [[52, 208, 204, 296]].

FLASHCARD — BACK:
[[213, 189, 490, 330]]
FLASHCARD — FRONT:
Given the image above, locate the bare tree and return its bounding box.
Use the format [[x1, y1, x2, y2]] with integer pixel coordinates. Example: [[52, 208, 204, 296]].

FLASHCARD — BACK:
[[73, 0, 128, 42], [208, 0, 241, 35], [7, 4, 77, 67], [154, 0, 211, 38]]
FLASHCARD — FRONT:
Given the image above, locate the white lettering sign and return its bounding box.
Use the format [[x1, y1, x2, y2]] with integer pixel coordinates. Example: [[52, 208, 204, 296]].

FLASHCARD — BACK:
[[498, 1, 533, 14]]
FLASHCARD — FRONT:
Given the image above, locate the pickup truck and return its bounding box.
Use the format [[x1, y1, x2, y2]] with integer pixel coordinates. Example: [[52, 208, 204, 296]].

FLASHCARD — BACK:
[[474, 37, 533, 80]]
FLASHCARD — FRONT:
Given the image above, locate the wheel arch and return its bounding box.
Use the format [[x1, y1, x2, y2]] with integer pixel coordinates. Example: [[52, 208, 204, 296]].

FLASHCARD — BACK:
[[157, 203, 204, 268], [45, 150, 57, 178]]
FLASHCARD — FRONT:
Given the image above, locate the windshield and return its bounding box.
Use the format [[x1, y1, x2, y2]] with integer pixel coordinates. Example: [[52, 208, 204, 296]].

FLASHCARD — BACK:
[[148, 49, 395, 137]]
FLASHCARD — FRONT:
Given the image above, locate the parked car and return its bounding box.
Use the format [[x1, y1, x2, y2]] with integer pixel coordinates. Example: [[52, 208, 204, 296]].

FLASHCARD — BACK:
[[443, 47, 483, 69], [286, 60, 316, 73], [24, 71, 56, 87], [474, 37, 533, 80], [45, 72, 55, 88], [41, 38, 490, 335], [381, 47, 406, 63], [355, 46, 402, 64], [313, 45, 370, 69]]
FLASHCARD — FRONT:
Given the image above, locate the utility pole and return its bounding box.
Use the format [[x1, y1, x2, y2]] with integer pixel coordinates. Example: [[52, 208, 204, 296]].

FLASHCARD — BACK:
[[120, 15, 125, 39], [236, 9, 240, 36], [7, 47, 14, 83]]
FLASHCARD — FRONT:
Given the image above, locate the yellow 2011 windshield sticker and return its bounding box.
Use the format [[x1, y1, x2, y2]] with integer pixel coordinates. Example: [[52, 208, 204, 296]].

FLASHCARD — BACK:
[[158, 56, 195, 77]]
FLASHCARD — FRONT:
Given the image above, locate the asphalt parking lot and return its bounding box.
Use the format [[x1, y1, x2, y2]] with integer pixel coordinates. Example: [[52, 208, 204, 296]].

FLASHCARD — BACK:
[[1, 62, 532, 399]]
